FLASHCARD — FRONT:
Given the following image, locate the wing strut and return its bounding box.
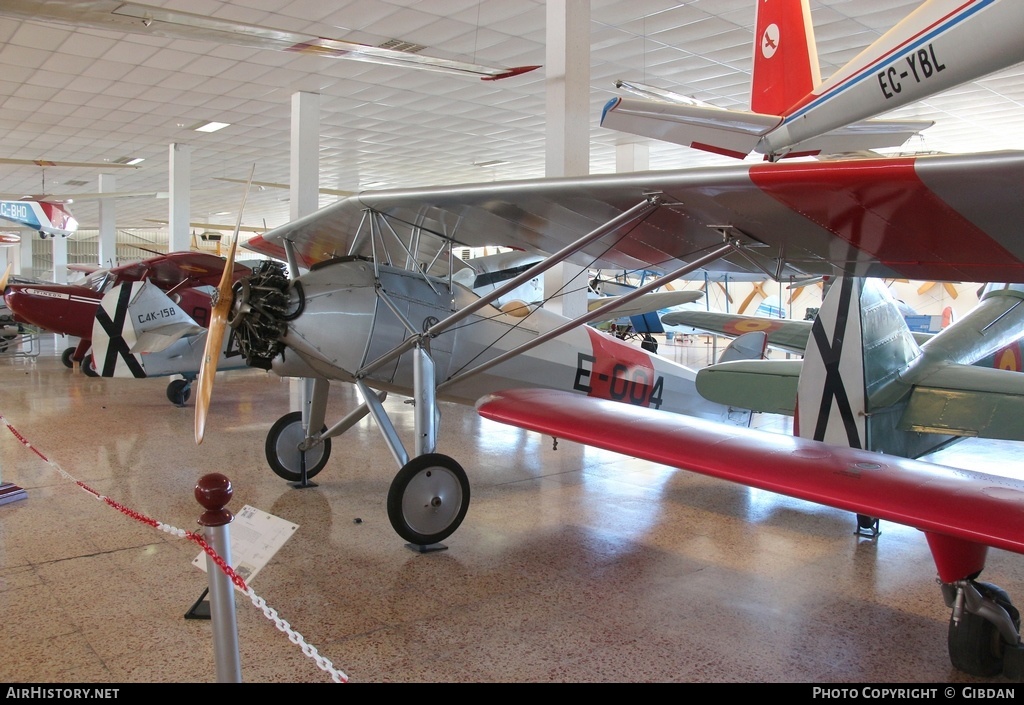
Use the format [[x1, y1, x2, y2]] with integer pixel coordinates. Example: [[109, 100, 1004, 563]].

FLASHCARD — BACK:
[[438, 239, 738, 392], [356, 195, 664, 382]]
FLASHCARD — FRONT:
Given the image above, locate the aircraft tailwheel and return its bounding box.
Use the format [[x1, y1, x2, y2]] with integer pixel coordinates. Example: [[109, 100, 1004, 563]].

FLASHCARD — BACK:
[[948, 581, 1021, 677], [166, 378, 192, 406], [387, 453, 470, 546], [61, 346, 76, 369], [81, 353, 99, 377], [264, 410, 331, 482]]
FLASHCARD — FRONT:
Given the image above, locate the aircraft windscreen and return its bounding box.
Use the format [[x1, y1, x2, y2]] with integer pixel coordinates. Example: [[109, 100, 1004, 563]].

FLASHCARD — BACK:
[[80, 270, 112, 293]]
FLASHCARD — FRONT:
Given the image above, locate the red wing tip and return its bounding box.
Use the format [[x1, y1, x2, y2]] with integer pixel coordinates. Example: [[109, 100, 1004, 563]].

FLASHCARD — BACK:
[[482, 65, 542, 81]]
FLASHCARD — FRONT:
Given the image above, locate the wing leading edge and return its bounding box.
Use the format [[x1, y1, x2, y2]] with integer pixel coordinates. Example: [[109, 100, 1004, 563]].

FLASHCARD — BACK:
[[245, 151, 1024, 284], [475, 388, 1024, 580]]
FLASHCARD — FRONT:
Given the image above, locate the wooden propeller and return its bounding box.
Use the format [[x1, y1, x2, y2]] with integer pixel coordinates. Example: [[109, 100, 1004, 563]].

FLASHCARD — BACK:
[[195, 166, 256, 445], [738, 280, 768, 314], [0, 261, 11, 289], [917, 281, 960, 299]]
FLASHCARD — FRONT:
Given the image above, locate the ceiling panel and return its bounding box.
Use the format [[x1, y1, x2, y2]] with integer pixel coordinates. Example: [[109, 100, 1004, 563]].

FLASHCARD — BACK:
[[0, 0, 1019, 244]]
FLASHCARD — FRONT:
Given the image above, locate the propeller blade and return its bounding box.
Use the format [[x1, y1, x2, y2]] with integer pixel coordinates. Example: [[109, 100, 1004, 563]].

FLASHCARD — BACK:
[[0, 261, 11, 289], [195, 165, 256, 445]]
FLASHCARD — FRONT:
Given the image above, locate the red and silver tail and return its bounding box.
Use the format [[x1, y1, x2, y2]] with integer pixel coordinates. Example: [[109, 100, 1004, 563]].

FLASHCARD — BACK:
[[750, 0, 821, 116]]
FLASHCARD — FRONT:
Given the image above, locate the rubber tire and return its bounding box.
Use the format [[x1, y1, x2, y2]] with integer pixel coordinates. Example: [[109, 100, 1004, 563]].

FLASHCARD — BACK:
[[948, 582, 1021, 677], [61, 346, 76, 369], [166, 379, 191, 406], [387, 453, 470, 546], [81, 353, 99, 377], [264, 411, 331, 482]]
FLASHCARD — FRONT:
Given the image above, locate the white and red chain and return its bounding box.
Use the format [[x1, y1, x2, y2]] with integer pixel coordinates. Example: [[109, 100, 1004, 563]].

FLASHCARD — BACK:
[[1, 412, 348, 683]]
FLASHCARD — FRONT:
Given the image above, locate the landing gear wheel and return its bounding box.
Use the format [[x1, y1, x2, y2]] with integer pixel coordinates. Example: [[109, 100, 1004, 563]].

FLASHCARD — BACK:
[[166, 379, 192, 406], [948, 582, 1021, 676], [81, 353, 98, 377], [265, 411, 331, 482], [61, 347, 75, 368], [387, 453, 470, 546]]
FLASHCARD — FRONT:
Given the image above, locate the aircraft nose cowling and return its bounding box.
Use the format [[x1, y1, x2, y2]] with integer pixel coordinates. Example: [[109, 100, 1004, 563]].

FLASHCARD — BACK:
[[227, 260, 301, 369], [2, 284, 96, 337]]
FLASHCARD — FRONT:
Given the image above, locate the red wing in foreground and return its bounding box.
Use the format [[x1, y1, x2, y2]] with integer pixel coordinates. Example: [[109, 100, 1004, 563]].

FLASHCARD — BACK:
[[476, 388, 1024, 571]]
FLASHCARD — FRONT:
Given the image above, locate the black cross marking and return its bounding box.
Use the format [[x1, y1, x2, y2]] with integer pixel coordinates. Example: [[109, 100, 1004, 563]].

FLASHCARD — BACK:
[[807, 277, 863, 448], [94, 284, 146, 378]]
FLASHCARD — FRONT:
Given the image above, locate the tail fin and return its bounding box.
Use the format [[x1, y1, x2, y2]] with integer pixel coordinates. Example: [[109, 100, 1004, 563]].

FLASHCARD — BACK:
[[796, 277, 922, 454], [91, 282, 204, 378], [750, 0, 820, 116]]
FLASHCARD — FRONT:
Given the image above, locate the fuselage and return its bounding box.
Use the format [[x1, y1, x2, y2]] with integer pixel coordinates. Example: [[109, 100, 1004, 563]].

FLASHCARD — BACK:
[[235, 257, 748, 425], [765, 0, 1024, 156], [0, 199, 77, 238]]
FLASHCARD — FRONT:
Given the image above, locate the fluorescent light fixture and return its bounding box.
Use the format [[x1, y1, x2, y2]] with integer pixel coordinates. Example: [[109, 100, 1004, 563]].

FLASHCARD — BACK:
[[124, 157, 145, 165], [193, 121, 230, 133], [473, 159, 510, 167]]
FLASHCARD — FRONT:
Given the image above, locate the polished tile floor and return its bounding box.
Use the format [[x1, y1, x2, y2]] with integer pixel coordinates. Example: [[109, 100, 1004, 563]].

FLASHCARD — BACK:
[[1, 333, 1023, 683]]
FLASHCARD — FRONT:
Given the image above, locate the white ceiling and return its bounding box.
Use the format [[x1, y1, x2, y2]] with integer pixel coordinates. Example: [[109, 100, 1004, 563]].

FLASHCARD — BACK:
[[1, 0, 1023, 237]]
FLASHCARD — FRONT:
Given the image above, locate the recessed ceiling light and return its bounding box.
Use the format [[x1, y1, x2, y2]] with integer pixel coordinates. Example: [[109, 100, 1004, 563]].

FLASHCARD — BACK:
[[193, 121, 230, 133], [113, 156, 145, 166]]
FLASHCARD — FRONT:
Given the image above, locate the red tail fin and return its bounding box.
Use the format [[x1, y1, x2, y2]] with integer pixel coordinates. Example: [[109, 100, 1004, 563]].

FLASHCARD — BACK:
[[750, 0, 820, 116]]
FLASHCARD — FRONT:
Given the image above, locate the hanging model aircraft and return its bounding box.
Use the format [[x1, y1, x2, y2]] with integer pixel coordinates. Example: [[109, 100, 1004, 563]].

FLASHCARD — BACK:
[[601, 0, 1024, 160], [0, 1, 540, 82], [173, 144, 1024, 680], [1, 251, 251, 398], [0, 198, 78, 239]]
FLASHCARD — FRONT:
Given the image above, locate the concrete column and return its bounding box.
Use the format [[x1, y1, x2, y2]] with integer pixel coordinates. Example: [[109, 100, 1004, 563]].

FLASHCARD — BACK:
[[98, 173, 117, 267], [544, 0, 590, 318], [52, 235, 67, 284], [291, 91, 320, 223], [616, 142, 649, 173], [168, 143, 192, 253], [290, 91, 320, 413], [19, 236, 32, 276]]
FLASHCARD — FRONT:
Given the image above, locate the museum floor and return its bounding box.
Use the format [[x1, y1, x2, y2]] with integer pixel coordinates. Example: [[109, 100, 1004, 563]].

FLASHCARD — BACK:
[[1, 334, 1022, 684]]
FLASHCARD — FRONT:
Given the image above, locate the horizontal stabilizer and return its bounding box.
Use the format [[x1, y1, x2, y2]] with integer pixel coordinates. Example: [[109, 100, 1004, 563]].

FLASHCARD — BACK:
[[600, 97, 778, 159], [903, 364, 1024, 441], [133, 321, 206, 353], [787, 119, 935, 157], [696, 359, 801, 415], [91, 282, 202, 378]]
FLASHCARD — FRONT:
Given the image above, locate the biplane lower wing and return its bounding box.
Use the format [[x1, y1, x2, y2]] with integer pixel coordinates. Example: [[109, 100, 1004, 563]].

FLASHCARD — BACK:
[[475, 388, 1024, 571]]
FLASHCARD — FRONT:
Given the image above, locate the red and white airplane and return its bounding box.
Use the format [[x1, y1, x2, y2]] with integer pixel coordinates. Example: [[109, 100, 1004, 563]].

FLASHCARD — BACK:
[[0, 198, 78, 239], [601, 0, 1024, 160]]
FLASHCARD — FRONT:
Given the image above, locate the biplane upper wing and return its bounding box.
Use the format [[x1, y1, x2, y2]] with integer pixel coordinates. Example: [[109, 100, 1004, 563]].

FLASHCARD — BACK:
[[244, 151, 1024, 285], [475, 388, 1024, 568]]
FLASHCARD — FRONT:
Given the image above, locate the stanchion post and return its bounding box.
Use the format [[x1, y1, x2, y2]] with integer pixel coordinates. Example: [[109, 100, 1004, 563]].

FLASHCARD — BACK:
[[195, 473, 243, 683]]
